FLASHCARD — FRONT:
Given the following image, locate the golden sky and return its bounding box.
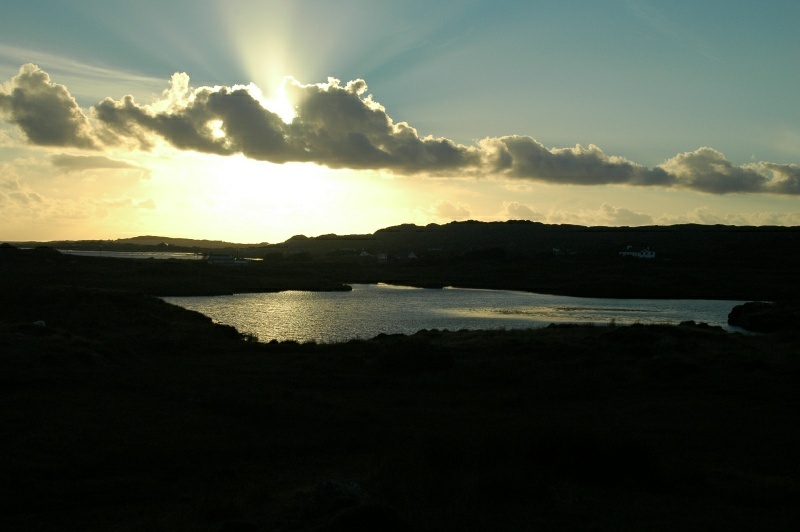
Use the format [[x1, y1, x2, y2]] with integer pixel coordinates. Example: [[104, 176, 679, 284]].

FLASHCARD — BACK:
[[2, 1, 799, 243]]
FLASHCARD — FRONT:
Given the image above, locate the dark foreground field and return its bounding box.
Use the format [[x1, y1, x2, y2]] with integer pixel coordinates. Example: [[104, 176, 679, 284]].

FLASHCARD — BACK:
[[2, 279, 799, 531]]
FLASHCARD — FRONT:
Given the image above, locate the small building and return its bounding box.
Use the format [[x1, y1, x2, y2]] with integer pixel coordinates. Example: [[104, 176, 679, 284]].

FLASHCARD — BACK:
[[619, 246, 655, 259], [553, 247, 577, 256], [207, 254, 249, 266]]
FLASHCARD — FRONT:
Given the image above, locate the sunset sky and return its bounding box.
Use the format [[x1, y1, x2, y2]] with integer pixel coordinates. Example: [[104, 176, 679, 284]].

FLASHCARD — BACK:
[[2, 0, 799, 243]]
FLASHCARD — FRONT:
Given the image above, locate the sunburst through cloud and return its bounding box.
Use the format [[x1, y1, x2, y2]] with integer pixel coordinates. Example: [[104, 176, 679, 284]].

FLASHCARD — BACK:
[[1, 0, 799, 243]]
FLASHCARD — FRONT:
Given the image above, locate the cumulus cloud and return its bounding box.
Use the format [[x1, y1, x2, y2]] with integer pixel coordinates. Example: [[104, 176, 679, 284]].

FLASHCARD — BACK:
[[3, 64, 800, 196], [503, 201, 543, 221], [431, 200, 471, 220], [658, 147, 800, 195], [94, 75, 481, 172], [0, 64, 97, 148], [661, 147, 766, 194], [480, 137, 673, 187], [500, 203, 654, 227], [0, 175, 44, 210], [597, 203, 654, 225]]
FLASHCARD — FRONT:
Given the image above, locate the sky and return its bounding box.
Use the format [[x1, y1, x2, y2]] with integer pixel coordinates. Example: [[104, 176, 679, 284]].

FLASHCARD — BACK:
[[1, 0, 799, 243]]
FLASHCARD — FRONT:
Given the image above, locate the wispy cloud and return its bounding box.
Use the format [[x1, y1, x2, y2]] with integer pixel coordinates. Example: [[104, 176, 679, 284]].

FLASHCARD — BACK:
[[0, 45, 162, 88], [50, 154, 144, 173]]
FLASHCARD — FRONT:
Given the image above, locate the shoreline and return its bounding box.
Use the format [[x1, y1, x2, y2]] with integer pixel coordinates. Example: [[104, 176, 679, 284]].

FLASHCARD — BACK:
[[163, 283, 746, 346]]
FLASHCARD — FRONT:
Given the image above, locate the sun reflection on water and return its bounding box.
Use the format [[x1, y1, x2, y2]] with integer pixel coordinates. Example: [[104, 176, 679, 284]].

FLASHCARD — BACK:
[[164, 284, 742, 344]]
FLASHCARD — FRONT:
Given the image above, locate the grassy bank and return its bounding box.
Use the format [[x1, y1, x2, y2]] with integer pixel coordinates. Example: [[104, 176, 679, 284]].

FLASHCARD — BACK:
[[2, 280, 798, 530]]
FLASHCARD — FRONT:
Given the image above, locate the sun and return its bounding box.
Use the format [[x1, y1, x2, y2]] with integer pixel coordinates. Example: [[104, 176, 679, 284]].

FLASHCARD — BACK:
[[173, 153, 428, 243], [154, 153, 355, 242], [212, 156, 337, 210]]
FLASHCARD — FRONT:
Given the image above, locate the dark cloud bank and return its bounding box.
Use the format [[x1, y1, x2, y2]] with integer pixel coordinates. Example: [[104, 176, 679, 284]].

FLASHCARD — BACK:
[[2, 63, 799, 195]]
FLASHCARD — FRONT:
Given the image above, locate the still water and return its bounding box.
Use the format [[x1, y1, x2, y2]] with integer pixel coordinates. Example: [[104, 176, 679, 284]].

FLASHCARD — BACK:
[[163, 283, 744, 344], [59, 250, 203, 260]]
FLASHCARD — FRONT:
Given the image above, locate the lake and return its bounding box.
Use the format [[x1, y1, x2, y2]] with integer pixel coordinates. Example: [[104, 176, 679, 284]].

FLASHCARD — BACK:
[[59, 250, 204, 260], [163, 283, 744, 344]]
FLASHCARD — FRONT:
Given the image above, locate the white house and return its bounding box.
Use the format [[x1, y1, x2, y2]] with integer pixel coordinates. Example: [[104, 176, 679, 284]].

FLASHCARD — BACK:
[[619, 246, 656, 259], [207, 254, 249, 266]]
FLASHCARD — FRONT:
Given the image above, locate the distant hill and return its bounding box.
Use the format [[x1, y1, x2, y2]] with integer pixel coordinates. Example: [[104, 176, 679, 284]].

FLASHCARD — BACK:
[[115, 236, 267, 248], [7, 221, 800, 263], [6, 236, 268, 252], [266, 220, 800, 262], [5, 222, 800, 299]]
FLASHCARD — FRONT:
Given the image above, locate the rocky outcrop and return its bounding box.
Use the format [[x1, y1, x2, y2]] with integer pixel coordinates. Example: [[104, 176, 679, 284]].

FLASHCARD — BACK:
[[728, 301, 800, 333]]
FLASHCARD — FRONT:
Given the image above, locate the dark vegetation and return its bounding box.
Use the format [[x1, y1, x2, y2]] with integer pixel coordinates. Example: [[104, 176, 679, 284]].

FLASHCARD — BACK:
[[728, 300, 800, 333], [8, 220, 800, 300], [2, 226, 799, 530], [278, 221, 800, 300], [0, 244, 350, 296]]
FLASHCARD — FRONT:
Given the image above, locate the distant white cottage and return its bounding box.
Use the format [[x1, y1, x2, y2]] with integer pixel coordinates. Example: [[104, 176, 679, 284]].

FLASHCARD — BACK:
[[619, 246, 656, 259]]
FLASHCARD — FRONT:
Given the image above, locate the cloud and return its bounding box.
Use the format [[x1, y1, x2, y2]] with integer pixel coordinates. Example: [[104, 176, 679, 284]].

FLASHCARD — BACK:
[[659, 147, 800, 195], [431, 200, 471, 220], [0, 64, 97, 148], [50, 153, 144, 173], [503, 201, 543, 221], [136, 198, 156, 209], [598, 203, 654, 225], [7, 190, 44, 205], [0, 178, 156, 234], [285, 78, 480, 173], [92, 197, 156, 211], [0, 44, 166, 103], [655, 207, 800, 226], [0, 175, 44, 212], [0, 125, 16, 147], [94, 75, 481, 172], [661, 147, 767, 194], [94, 73, 287, 157], [500, 202, 654, 227], [480, 136, 674, 187], [0, 175, 21, 192], [3, 64, 800, 196]]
